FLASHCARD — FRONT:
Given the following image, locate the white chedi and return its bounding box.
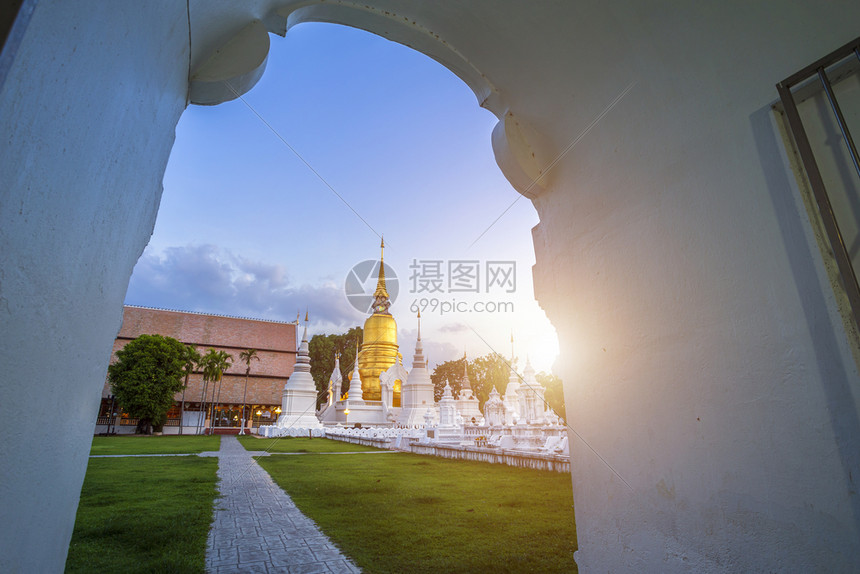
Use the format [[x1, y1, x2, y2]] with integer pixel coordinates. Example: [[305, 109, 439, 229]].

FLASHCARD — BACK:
[[503, 357, 521, 425], [330, 353, 343, 404], [397, 313, 436, 426], [438, 380, 458, 427], [517, 357, 547, 425], [269, 321, 322, 431], [429, 380, 464, 443], [483, 386, 506, 427], [455, 362, 484, 425], [317, 354, 342, 424]]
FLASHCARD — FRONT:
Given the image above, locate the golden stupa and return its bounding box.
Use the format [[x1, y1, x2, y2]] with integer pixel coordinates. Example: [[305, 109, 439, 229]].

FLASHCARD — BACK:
[[358, 238, 400, 404]]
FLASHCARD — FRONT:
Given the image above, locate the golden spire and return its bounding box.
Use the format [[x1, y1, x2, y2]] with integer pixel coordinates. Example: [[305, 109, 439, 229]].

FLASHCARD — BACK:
[[359, 238, 398, 401], [373, 236, 389, 299]]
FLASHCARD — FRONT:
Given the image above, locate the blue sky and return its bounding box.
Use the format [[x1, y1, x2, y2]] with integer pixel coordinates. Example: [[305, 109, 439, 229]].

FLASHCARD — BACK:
[[126, 22, 558, 372]]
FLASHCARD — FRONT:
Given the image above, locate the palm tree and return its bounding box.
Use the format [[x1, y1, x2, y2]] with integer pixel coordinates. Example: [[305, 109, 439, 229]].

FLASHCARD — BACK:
[[201, 349, 232, 434], [197, 348, 215, 435], [179, 344, 201, 435], [238, 349, 260, 435]]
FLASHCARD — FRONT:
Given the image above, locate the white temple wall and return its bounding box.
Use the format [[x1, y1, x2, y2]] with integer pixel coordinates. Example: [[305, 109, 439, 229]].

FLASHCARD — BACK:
[[0, 1, 189, 571], [330, 434, 571, 473], [528, 4, 860, 572], [2, 1, 860, 572]]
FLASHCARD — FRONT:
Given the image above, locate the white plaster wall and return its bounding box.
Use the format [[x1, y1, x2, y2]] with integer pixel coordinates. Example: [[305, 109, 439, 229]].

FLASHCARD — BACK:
[[3, 1, 860, 572], [0, 1, 189, 571], [526, 3, 860, 572]]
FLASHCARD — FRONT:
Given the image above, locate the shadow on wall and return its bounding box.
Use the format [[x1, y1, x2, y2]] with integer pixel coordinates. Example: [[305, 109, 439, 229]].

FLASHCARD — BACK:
[[751, 104, 860, 547]]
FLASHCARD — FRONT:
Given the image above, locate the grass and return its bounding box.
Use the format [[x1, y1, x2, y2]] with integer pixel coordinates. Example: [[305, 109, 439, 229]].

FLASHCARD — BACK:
[[256, 452, 577, 573], [89, 435, 221, 455], [237, 435, 381, 453], [65, 456, 218, 573]]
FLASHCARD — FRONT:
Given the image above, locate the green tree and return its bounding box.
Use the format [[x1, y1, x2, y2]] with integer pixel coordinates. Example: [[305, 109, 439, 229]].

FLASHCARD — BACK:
[[199, 348, 233, 432], [537, 371, 566, 422], [238, 348, 260, 433], [430, 356, 468, 402], [470, 353, 513, 407], [108, 334, 187, 435], [178, 344, 201, 435], [430, 353, 513, 408], [309, 327, 362, 407], [196, 351, 213, 435]]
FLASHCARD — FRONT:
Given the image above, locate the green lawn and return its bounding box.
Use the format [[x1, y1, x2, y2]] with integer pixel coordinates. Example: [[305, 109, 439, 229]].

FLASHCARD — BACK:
[[238, 435, 381, 453], [65, 456, 218, 573], [256, 452, 577, 573], [89, 434, 220, 455]]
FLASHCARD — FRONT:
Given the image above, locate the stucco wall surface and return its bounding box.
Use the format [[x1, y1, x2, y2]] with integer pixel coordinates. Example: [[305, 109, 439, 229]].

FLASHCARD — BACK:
[[524, 3, 860, 572], [0, 1, 189, 571]]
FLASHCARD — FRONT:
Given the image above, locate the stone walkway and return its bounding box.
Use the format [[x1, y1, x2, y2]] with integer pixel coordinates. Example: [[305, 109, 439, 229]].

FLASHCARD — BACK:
[[203, 436, 361, 574]]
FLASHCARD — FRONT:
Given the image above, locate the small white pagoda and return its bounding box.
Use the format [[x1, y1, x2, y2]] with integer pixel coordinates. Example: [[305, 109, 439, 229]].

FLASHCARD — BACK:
[[455, 359, 484, 425], [397, 312, 437, 427], [261, 315, 323, 436]]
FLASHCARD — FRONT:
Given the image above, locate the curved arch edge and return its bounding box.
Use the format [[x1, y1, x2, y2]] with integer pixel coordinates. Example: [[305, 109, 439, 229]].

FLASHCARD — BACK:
[[279, 2, 505, 116], [190, 19, 270, 106], [492, 112, 555, 198]]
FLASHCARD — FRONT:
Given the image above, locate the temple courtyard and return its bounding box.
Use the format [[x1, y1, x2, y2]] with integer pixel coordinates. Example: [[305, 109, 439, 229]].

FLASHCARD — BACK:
[[66, 435, 576, 573]]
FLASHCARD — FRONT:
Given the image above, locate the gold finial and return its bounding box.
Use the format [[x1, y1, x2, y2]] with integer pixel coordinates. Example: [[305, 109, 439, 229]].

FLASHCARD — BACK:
[[373, 236, 389, 300], [417, 310, 421, 339], [304, 309, 309, 322]]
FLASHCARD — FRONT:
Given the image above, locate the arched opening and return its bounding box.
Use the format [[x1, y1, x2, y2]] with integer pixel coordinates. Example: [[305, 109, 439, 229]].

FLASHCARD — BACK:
[[10, 4, 858, 573], [1, 6, 575, 569], [108, 14, 573, 567], [138, 21, 559, 371]]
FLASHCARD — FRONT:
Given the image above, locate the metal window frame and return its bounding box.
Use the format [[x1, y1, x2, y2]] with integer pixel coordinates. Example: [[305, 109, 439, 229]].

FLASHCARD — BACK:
[[0, 0, 38, 93], [777, 36, 860, 331]]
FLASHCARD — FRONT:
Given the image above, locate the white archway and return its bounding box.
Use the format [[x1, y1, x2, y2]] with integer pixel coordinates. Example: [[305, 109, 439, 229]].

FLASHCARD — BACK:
[[2, 2, 860, 572]]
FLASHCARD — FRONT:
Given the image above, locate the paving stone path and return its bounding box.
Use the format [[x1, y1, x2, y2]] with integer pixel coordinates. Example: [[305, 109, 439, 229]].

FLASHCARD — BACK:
[[203, 436, 361, 574]]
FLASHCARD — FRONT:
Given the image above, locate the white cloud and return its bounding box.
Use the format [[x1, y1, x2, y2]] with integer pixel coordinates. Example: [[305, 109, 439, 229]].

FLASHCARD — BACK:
[[125, 244, 362, 330]]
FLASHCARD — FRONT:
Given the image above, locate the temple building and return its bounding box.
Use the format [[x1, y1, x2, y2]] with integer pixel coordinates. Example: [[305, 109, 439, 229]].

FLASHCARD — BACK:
[[97, 306, 298, 434]]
